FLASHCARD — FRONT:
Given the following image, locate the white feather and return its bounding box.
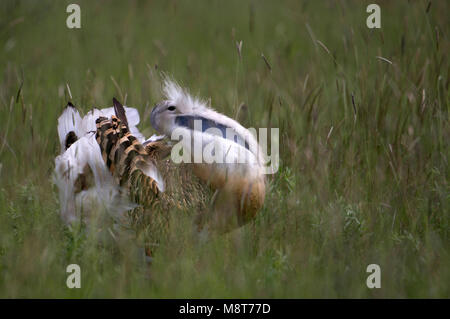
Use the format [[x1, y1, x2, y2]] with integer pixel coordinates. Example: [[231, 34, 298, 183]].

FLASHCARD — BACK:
[[135, 160, 165, 192], [162, 79, 266, 176], [53, 134, 135, 225], [80, 106, 145, 143], [143, 134, 166, 144], [57, 104, 145, 152]]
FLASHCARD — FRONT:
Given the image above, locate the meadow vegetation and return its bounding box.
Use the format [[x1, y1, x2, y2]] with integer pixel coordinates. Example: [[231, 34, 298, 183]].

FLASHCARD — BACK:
[[0, 0, 448, 297]]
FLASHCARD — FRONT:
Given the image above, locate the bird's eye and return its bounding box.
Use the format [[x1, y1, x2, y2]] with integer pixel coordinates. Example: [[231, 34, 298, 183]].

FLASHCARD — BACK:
[[168, 105, 176, 111]]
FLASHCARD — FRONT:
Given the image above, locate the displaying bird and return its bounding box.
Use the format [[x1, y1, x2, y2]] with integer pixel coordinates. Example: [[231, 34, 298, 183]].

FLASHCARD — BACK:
[[54, 79, 266, 255], [150, 79, 266, 232]]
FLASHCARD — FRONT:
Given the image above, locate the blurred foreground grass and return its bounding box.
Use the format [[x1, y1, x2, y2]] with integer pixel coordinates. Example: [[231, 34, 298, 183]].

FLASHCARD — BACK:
[[0, 0, 448, 297]]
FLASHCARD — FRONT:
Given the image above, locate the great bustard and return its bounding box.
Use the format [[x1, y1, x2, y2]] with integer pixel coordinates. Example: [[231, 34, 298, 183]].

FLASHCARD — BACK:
[[54, 80, 266, 245], [54, 99, 208, 252], [150, 79, 266, 232]]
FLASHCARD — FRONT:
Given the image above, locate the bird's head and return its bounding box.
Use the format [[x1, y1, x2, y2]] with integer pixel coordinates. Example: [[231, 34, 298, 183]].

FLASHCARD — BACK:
[[150, 79, 208, 135], [150, 78, 266, 170], [150, 79, 254, 147], [150, 100, 179, 134]]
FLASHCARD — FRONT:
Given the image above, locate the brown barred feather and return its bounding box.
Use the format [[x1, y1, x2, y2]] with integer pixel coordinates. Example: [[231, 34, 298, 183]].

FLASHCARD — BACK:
[[95, 115, 161, 207], [95, 115, 210, 254]]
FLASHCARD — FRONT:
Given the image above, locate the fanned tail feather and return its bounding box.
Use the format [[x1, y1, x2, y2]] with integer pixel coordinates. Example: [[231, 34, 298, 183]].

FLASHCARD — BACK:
[[54, 101, 147, 224]]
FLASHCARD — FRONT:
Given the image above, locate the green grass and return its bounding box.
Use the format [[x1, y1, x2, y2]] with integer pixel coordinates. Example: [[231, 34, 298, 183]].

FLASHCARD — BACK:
[[0, 0, 448, 298]]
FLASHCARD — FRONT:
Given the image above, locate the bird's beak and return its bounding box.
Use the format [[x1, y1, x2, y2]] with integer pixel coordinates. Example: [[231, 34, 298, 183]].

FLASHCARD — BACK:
[[143, 134, 166, 145]]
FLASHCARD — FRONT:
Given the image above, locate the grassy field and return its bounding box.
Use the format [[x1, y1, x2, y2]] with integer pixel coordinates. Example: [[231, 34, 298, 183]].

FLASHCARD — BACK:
[[0, 0, 448, 298]]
